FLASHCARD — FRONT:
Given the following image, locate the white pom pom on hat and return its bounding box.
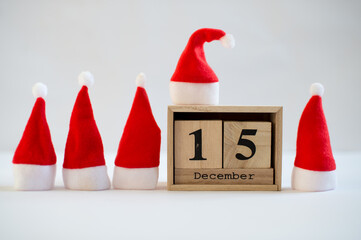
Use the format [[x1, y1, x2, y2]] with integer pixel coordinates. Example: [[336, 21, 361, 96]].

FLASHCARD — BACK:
[[136, 72, 146, 87], [220, 34, 235, 49], [78, 71, 94, 88], [310, 83, 324, 97], [32, 82, 48, 99]]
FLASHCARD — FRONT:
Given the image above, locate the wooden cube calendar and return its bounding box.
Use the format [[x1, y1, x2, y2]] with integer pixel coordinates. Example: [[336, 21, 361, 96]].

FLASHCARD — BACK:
[[167, 105, 283, 191]]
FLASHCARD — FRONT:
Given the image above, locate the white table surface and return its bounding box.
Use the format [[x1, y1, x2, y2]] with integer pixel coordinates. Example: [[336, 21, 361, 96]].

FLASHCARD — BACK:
[[0, 151, 360, 240]]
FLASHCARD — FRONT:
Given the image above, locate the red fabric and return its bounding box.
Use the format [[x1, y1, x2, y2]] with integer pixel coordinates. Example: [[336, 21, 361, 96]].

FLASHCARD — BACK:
[[171, 28, 226, 83], [294, 96, 336, 171], [13, 98, 56, 165], [63, 86, 106, 169], [115, 86, 161, 168]]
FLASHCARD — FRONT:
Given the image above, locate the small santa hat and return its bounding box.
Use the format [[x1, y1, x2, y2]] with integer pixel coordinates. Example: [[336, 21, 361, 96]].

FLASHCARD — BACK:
[[170, 28, 235, 105], [13, 83, 56, 190], [63, 72, 110, 190], [113, 73, 161, 190], [292, 83, 336, 191]]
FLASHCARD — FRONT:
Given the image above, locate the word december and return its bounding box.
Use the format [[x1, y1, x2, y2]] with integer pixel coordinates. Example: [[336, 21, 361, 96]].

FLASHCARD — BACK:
[[194, 172, 255, 180]]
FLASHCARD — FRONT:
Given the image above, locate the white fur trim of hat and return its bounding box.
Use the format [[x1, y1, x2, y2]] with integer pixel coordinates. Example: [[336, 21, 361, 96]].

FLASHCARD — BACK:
[[292, 166, 336, 192], [13, 164, 56, 190], [63, 165, 110, 190], [113, 166, 159, 190], [169, 82, 219, 105]]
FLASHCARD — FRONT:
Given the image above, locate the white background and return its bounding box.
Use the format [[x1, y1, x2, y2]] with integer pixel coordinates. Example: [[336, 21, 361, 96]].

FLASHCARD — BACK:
[[0, 0, 360, 153], [1, 1, 361, 239], [0, 152, 360, 239]]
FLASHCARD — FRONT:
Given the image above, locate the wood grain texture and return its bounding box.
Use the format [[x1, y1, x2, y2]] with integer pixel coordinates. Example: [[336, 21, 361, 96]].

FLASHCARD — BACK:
[[168, 184, 278, 191], [169, 105, 282, 113], [271, 108, 283, 190], [224, 121, 271, 169], [167, 106, 174, 188], [174, 120, 222, 169], [175, 168, 273, 185]]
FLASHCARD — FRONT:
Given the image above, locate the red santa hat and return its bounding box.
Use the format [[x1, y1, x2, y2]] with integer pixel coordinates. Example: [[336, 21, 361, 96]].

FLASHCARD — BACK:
[[63, 72, 110, 190], [170, 28, 235, 105], [13, 83, 56, 190], [292, 83, 336, 191], [113, 73, 161, 190]]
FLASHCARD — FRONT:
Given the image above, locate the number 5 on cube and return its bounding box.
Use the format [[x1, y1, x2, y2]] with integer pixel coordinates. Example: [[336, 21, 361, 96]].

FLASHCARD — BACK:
[[224, 121, 272, 169]]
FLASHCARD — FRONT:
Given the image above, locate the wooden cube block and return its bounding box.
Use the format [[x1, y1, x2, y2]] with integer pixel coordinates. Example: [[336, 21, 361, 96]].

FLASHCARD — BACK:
[[174, 168, 274, 185], [224, 121, 272, 168], [168, 106, 282, 191], [174, 120, 222, 169]]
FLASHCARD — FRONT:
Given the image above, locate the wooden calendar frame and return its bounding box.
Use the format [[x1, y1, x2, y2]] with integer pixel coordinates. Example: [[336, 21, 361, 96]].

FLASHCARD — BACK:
[[167, 105, 283, 191]]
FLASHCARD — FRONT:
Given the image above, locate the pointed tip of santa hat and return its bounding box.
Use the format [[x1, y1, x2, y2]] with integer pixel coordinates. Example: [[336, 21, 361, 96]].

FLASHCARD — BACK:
[[220, 34, 235, 48], [78, 71, 94, 88], [190, 28, 235, 46], [32, 82, 48, 99], [310, 83, 324, 97], [136, 72, 146, 88]]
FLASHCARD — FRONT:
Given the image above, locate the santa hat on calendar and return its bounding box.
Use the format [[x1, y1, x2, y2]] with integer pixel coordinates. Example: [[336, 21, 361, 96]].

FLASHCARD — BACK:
[[170, 28, 235, 105], [13, 83, 57, 190], [113, 73, 161, 190], [63, 72, 110, 190], [292, 83, 336, 192]]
